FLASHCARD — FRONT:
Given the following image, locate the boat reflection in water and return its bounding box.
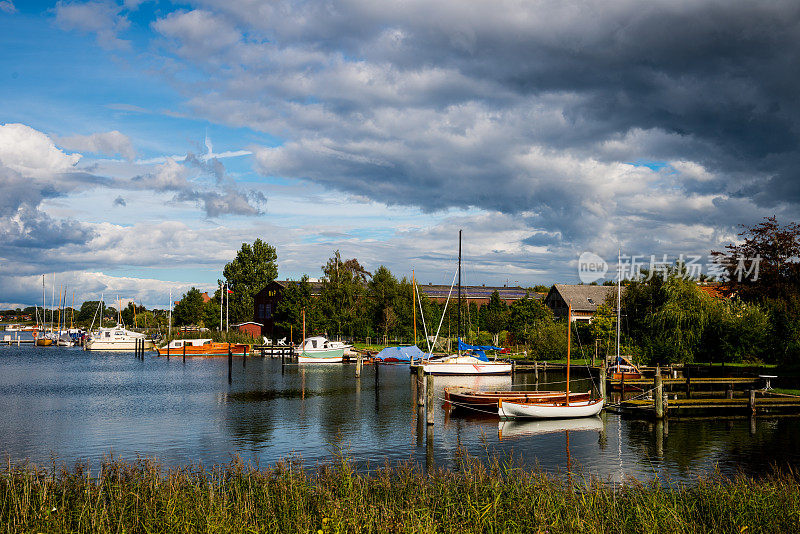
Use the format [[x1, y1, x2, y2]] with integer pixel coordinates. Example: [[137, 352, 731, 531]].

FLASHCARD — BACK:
[[498, 417, 604, 441]]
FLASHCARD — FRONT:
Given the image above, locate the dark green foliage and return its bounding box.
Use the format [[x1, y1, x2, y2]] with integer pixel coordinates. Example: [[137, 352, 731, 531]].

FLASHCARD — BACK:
[[2, 457, 798, 533], [222, 239, 279, 324], [319, 252, 369, 338], [274, 275, 324, 342], [172, 287, 205, 326]]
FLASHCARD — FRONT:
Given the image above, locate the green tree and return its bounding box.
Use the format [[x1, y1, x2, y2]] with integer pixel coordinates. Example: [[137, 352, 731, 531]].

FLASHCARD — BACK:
[[274, 276, 324, 341], [368, 265, 399, 341], [77, 300, 104, 323], [507, 296, 555, 346], [173, 288, 205, 326], [222, 239, 279, 324], [483, 290, 508, 345], [317, 252, 369, 338]]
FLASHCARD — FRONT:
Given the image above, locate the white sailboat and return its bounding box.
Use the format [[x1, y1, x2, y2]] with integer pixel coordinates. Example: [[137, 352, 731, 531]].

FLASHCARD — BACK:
[[498, 303, 604, 419], [420, 230, 512, 376]]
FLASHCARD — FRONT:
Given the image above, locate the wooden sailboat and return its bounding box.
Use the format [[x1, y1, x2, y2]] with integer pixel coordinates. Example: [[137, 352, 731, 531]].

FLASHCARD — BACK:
[[498, 304, 604, 419], [445, 386, 591, 410], [610, 249, 643, 384]]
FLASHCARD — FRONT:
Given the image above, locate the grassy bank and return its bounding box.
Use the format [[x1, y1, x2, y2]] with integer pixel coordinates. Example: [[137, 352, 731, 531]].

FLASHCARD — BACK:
[[2, 457, 798, 533]]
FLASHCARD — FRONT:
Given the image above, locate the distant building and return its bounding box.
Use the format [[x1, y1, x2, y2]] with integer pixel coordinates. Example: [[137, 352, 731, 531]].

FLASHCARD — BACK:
[[232, 321, 263, 338], [174, 292, 212, 307], [544, 284, 616, 322], [253, 280, 324, 335], [418, 284, 538, 307]]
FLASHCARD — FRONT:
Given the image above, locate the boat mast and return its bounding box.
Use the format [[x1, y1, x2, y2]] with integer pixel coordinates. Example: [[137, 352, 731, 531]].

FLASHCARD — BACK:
[[616, 248, 621, 371], [566, 303, 571, 404], [41, 275, 45, 330], [457, 229, 461, 355], [50, 275, 55, 332], [302, 307, 306, 349], [412, 269, 417, 347], [168, 290, 172, 340]]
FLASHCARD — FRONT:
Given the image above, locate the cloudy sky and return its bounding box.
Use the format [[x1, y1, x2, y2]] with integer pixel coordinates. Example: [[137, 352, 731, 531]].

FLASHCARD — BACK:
[[1, 0, 799, 308]]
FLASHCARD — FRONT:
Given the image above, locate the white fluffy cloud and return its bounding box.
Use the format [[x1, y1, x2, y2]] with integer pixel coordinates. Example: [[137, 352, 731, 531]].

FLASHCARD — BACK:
[[54, 0, 131, 49], [58, 130, 136, 161]]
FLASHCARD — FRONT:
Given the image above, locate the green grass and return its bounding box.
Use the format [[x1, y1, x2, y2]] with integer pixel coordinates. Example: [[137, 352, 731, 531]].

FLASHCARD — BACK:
[[772, 388, 800, 396], [2, 456, 798, 533]]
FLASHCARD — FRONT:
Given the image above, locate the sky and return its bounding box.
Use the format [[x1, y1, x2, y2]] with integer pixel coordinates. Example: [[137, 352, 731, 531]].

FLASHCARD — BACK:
[[1, 0, 800, 308]]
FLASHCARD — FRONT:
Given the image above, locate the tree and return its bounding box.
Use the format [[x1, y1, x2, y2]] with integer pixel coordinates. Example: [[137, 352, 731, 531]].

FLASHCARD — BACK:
[[712, 216, 800, 302], [318, 251, 369, 338], [173, 288, 205, 326], [507, 295, 554, 346], [274, 276, 323, 341], [222, 239, 279, 324], [483, 290, 508, 345], [368, 265, 399, 340], [77, 300, 104, 323]]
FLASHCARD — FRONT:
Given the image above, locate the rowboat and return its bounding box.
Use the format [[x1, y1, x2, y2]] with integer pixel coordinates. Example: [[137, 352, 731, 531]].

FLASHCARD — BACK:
[[445, 386, 591, 409], [498, 398, 605, 419], [156, 339, 249, 356]]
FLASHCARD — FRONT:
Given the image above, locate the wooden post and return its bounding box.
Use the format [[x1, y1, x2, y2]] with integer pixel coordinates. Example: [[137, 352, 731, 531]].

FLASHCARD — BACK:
[[654, 366, 664, 419], [511, 359, 516, 377], [182, 342, 186, 362], [749, 389, 756, 414], [243, 345, 247, 367], [166, 342, 170, 360], [599, 359, 607, 401], [426, 374, 434, 425], [593, 339, 597, 367], [356, 353, 362, 377], [417, 366, 425, 407], [534, 360, 539, 381], [727, 383, 733, 399]]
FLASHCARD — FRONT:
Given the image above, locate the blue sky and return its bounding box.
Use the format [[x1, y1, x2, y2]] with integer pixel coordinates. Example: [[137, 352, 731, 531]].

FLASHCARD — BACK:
[[2, 1, 799, 307]]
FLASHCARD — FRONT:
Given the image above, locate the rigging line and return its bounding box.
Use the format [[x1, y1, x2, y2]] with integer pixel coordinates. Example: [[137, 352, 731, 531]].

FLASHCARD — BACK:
[[414, 279, 432, 354], [428, 263, 459, 360], [570, 318, 599, 390]]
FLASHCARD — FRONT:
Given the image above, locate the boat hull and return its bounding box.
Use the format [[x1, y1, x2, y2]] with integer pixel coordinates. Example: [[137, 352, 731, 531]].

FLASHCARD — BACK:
[[445, 387, 591, 409], [156, 343, 249, 357], [35, 338, 53, 346], [498, 398, 605, 419], [85, 339, 155, 351], [421, 362, 512, 375], [298, 348, 344, 363]]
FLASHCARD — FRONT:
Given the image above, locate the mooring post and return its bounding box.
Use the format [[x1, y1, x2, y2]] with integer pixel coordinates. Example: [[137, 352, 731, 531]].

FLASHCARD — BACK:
[[511, 359, 516, 377], [654, 366, 664, 419], [685, 368, 691, 398], [182, 342, 186, 362], [599, 359, 607, 401], [356, 353, 362, 377], [727, 383, 734, 399], [534, 360, 539, 381], [166, 343, 170, 360], [426, 373, 435, 425], [749, 389, 756, 414], [417, 366, 425, 407], [375, 358, 380, 388], [243, 345, 247, 368]]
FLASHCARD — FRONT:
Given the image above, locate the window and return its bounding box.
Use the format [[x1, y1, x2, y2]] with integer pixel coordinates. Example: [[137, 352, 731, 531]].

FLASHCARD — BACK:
[[264, 303, 272, 318], [587, 298, 595, 304]]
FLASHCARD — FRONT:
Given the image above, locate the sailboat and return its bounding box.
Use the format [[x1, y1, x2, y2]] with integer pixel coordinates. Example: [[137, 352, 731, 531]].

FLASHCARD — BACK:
[[609, 249, 643, 385], [420, 230, 512, 375], [498, 303, 604, 419]]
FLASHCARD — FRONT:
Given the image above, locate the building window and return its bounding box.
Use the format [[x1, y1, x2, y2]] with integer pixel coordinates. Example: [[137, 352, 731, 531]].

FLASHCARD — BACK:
[[264, 303, 272, 318]]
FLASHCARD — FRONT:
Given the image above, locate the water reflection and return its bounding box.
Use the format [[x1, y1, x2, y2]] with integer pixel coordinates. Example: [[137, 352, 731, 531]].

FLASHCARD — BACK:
[[0, 345, 799, 482]]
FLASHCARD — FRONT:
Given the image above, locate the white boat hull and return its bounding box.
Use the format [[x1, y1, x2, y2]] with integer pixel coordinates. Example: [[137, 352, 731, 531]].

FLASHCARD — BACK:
[[421, 362, 512, 375], [298, 348, 344, 363], [85, 339, 155, 351], [498, 398, 604, 419]]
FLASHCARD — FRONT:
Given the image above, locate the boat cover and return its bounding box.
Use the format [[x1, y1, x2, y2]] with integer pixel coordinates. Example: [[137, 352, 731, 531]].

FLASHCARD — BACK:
[[374, 345, 425, 362], [457, 338, 503, 361]]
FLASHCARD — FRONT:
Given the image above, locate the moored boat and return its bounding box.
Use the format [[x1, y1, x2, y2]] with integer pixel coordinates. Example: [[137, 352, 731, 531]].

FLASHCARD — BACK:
[[445, 386, 591, 410], [85, 327, 155, 351], [421, 354, 512, 375], [156, 339, 249, 356], [297, 336, 345, 363], [498, 398, 605, 419]]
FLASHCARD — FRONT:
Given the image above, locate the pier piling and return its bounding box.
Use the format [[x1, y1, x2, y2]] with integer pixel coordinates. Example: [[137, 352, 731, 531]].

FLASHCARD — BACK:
[[426, 374, 434, 425], [599, 360, 607, 401], [654, 366, 664, 419], [749, 389, 756, 414], [355, 353, 362, 377], [417, 366, 425, 407], [183, 343, 186, 363]]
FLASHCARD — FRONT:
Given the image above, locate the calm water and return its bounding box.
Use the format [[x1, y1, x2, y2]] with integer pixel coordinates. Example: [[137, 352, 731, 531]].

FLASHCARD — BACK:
[[2, 342, 799, 483]]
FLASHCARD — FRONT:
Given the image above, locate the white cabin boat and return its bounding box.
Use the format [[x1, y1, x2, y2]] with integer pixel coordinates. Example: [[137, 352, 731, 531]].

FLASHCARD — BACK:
[[296, 336, 345, 363], [85, 327, 154, 351], [421, 354, 512, 375]]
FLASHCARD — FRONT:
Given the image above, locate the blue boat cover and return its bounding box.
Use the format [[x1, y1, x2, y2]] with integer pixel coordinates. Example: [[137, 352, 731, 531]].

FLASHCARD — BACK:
[[456, 338, 505, 362], [374, 345, 425, 362]]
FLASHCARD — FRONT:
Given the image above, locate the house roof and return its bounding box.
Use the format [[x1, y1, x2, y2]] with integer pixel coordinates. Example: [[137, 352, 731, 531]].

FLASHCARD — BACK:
[[547, 284, 616, 313], [418, 285, 537, 301]]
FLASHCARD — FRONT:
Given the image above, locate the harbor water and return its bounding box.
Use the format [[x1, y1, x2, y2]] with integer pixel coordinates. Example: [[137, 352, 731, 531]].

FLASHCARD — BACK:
[[2, 343, 800, 483]]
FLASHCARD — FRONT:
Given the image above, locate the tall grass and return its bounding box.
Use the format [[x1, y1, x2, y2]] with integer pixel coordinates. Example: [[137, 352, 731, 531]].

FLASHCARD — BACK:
[[2, 456, 798, 533]]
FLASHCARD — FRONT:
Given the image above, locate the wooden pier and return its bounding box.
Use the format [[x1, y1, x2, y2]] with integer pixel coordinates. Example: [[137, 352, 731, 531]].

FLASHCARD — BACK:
[[612, 394, 800, 416]]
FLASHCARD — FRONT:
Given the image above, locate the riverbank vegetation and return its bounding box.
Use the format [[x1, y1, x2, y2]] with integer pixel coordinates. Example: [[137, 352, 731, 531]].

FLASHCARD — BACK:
[[2, 456, 798, 533]]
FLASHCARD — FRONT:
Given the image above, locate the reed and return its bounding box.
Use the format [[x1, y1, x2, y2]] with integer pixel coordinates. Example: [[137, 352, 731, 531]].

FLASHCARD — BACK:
[[1, 456, 797, 533]]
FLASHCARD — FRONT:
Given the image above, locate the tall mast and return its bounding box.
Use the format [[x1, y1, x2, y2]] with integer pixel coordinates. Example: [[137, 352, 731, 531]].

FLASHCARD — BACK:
[[168, 290, 172, 339], [50, 275, 55, 331], [457, 229, 462, 354], [566, 303, 571, 404], [616, 248, 621, 368], [219, 282, 223, 331], [41, 275, 45, 329], [225, 282, 229, 332], [412, 270, 417, 347]]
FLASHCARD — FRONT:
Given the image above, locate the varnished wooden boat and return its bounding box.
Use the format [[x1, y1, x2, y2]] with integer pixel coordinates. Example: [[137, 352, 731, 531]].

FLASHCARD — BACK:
[[156, 339, 250, 356], [445, 386, 592, 410]]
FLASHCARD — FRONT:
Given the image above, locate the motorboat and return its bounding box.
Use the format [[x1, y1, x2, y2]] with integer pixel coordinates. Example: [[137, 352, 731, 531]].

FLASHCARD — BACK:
[[85, 327, 155, 351], [296, 336, 345, 363], [156, 339, 249, 356]]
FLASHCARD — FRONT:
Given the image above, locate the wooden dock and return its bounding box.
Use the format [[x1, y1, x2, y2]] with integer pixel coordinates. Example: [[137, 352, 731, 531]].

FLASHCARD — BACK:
[[612, 395, 800, 416]]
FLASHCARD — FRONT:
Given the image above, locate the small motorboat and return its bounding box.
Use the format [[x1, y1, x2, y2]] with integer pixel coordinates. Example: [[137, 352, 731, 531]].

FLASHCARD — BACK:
[[156, 339, 249, 356], [296, 336, 345, 363]]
